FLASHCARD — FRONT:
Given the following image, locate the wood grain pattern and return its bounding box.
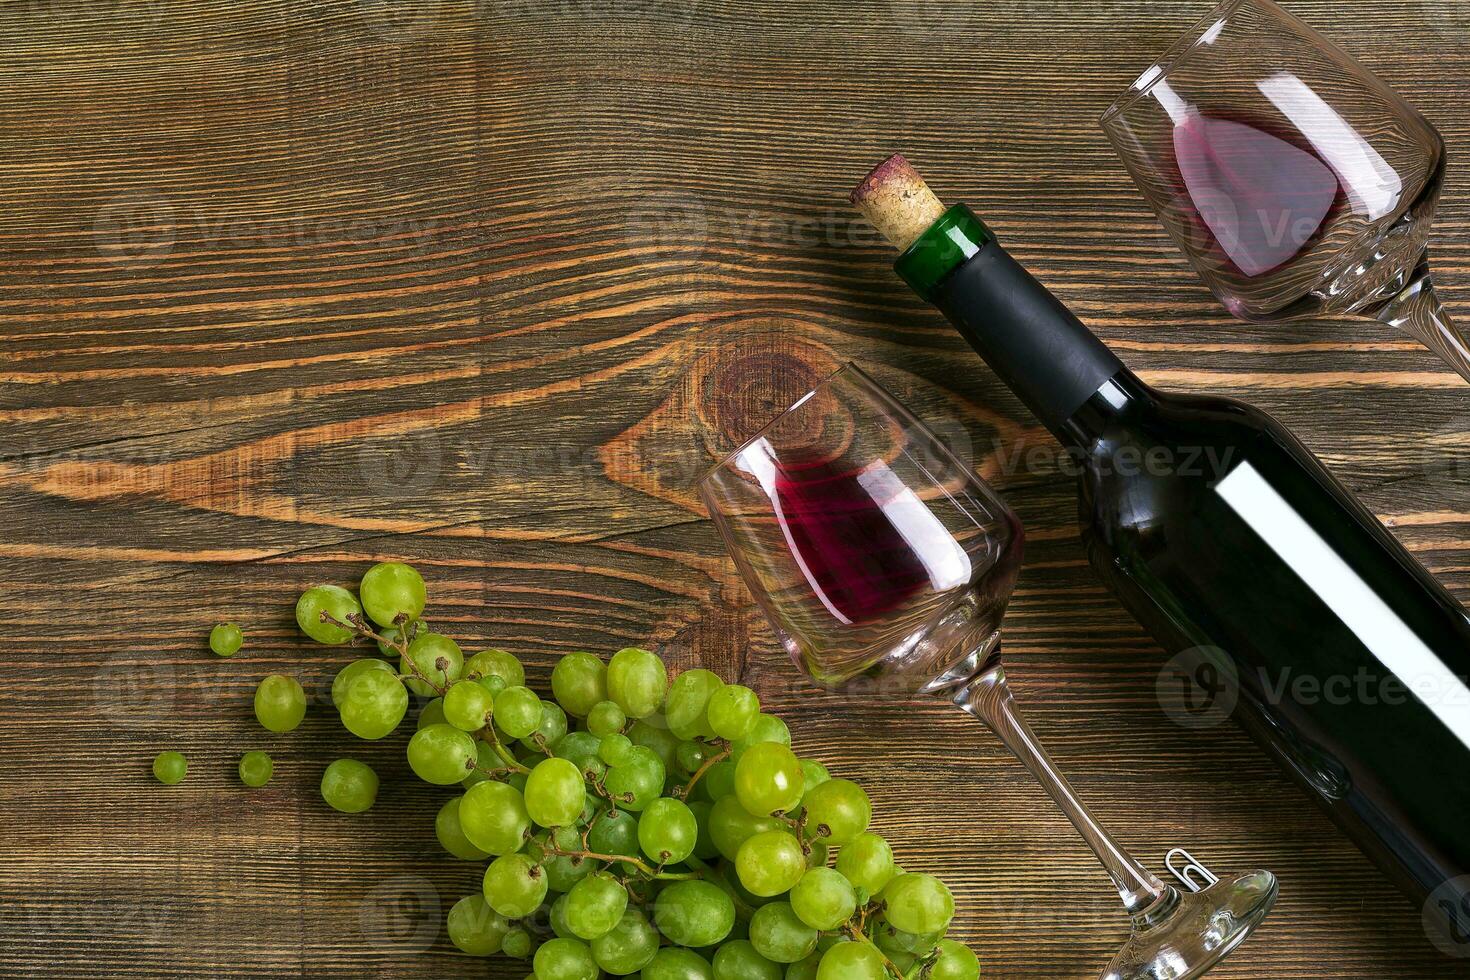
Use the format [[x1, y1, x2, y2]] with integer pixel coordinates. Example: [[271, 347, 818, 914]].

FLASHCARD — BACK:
[[1, 0, 1469, 976]]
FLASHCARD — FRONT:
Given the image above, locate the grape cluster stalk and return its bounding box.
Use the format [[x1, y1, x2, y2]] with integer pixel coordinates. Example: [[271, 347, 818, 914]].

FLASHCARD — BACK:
[[192, 563, 982, 980]]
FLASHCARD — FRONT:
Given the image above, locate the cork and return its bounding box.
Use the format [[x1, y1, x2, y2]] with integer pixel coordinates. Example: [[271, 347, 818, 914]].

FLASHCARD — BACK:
[[849, 154, 946, 252]]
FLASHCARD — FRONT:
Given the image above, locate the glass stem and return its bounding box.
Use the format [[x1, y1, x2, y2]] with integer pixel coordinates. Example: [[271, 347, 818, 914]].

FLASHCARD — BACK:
[[954, 663, 1177, 924], [1373, 252, 1470, 385]]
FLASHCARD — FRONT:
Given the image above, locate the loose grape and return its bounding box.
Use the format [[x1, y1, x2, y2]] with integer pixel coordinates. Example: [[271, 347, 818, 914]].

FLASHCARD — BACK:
[[359, 561, 426, 627], [606, 647, 668, 719], [406, 723, 477, 785], [604, 745, 665, 812], [653, 879, 736, 948], [152, 751, 187, 785], [254, 674, 307, 733], [801, 778, 870, 846], [931, 939, 981, 980], [599, 732, 635, 767], [482, 852, 549, 919], [320, 758, 378, 813], [789, 867, 857, 931], [735, 742, 805, 817], [664, 668, 722, 738], [400, 632, 464, 697], [459, 779, 532, 855], [748, 903, 818, 964], [238, 751, 272, 787], [209, 622, 243, 657], [708, 794, 783, 861], [816, 942, 886, 980], [494, 685, 543, 739], [443, 679, 494, 731], [339, 669, 408, 740], [525, 757, 587, 828], [331, 657, 394, 708], [464, 647, 524, 688], [587, 700, 626, 737], [565, 871, 629, 941], [644, 947, 715, 980], [551, 652, 608, 717], [446, 893, 509, 956], [712, 939, 781, 980], [294, 585, 361, 645], [707, 684, 759, 741], [835, 833, 894, 894], [417, 697, 446, 730], [534, 937, 599, 980], [590, 907, 660, 975], [638, 797, 698, 864], [435, 796, 491, 861], [501, 926, 533, 959], [736, 831, 807, 898], [881, 873, 955, 935]]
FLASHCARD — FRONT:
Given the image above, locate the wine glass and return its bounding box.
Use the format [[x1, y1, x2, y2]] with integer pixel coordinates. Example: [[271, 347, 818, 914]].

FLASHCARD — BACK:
[[1100, 0, 1470, 382], [698, 364, 1278, 980]]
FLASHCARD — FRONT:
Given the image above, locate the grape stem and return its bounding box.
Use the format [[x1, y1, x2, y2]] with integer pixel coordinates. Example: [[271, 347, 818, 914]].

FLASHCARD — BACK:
[[673, 743, 730, 801], [320, 611, 450, 697], [476, 726, 530, 774], [843, 922, 907, 979], [542, 842, 699, 882]]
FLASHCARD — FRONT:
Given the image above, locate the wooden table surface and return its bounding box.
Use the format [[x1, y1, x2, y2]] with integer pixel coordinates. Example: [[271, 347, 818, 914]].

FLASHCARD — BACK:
[[3, 1, 1469, 977]]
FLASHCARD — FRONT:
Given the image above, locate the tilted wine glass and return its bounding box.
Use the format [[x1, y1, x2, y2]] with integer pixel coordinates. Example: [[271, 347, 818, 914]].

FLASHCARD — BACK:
[[698, 364, 1277, 980], [1102, 0, 1469, 381]]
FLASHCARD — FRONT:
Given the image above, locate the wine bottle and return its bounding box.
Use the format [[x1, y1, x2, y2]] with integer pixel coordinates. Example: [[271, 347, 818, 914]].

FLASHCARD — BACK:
[[852, 155, 1470, 950]]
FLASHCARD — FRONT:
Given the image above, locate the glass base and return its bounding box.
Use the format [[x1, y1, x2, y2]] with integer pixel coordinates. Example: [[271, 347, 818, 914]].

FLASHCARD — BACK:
[[1101, 870, 1278, 980]]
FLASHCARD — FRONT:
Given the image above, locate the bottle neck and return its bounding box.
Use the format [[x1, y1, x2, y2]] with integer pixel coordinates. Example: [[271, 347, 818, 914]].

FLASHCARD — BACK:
[[898, 206, 1136, 446]]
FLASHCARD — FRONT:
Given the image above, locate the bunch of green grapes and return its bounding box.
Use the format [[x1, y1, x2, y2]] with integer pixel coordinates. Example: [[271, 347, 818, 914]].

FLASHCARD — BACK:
[[219, 562, 980, 979]]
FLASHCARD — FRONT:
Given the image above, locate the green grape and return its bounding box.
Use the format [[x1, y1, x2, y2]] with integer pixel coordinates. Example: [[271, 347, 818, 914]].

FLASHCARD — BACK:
[[238, 751, 272, 787], [835, 833, 894, 894], [598, 732, 634, 767], [816, 942, 885, 980], [652, 879, 735, 948], [706, 684, 759, 741], [606, 647, 668, 719], [708, 794, 783, 861], [931, 939, 981, 980], [735, 742, 805, 817], [736, 831, 807, 898], [459, 779, 532, 855], [417, 697, 447, 730], [339, 669, 408, 740], [400, 632, 464, 697], [799, 760, 830, 791], [551, 652, 609, 717], [376, 621, 417, 656], [435, 796, 491, 861], [872, 917, 939, 958], [806, 838, 830, 870], [712, 939, 781, 980], [784, 951, 823, 980], [789, 867, 856, 931], [628, 719, 681, 773], [604, 745, 664, 812], [638, 797, 698, 864], [556, 731, 608, 780], [209, 622, 243, 657], [494, 685, 543, 739], [523, 700, 569, 751], [359, 561, 426, 628], [152, 751, 187, 785], [676, 739, 713, 776], [543, 825, 596, 892], [688, 799, 720, 860], [590, 907, 660, 975], [294, 585, 361, 645], [881, 874, 955, 936], [587, 700, 626, 737], [703, 759, 737, 801], [407, 723, 477, 785], [501, 925, 533, 959], [254, 674, 307, 733], [479, 674, 508, 697], [443, 679, 494, 731], [525, 757, 587, 828], [447, 893, 510, 956], [460, 741, 499, 789], [748, 903, 818, 964], [644, 947, 715, 980], [320, 758, 378, 813], [731, 714, 791, 762], [534, 937, 599, 980], [801, 779, 870, 846], [464, 647, 525, 688], [665, 668, 722, 738], [482, 852, 549, 919], [721, 859, 779, 912], [586, 807, 641, 873], [565, 871, 629, 941], [331, 657, 393, 708], [550, 893, 576, 939]]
